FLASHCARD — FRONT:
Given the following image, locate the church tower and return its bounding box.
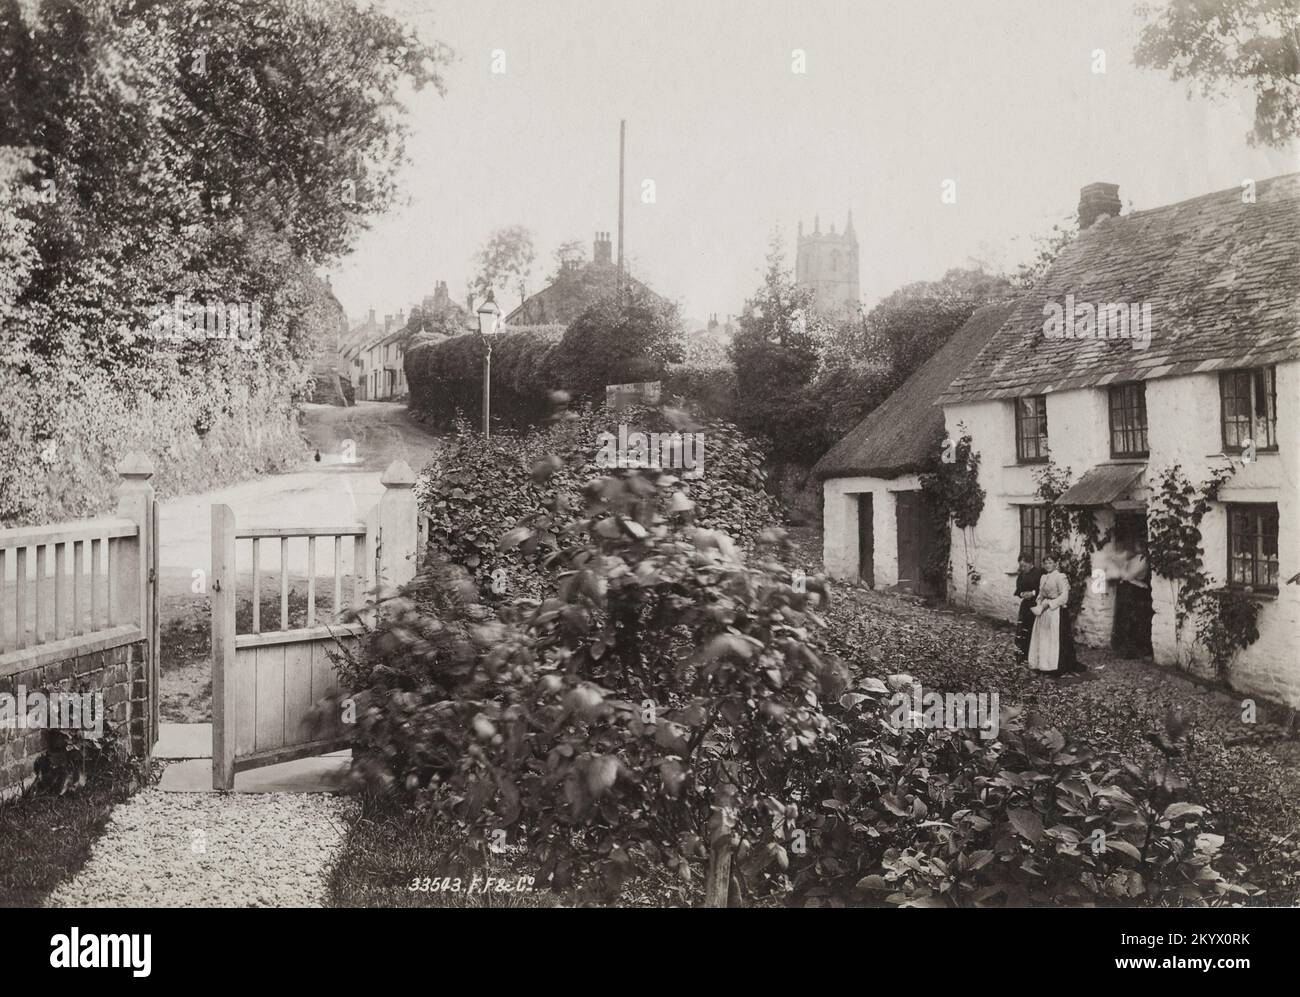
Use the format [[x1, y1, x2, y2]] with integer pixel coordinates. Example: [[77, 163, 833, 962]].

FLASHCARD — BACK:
[[795, 211, 859, 313]]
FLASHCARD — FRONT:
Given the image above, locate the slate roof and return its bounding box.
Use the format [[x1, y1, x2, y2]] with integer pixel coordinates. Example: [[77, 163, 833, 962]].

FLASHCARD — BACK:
[[813, 300, 1019, 480], [940, 173, 1300, 403]]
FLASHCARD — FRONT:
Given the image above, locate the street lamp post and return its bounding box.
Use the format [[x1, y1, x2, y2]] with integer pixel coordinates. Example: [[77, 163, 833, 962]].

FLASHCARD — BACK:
[[476, 291, 503, 437]]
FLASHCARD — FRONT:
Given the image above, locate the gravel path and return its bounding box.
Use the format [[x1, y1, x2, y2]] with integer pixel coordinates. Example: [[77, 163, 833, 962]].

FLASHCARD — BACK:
[[46, 789, 354, 908]]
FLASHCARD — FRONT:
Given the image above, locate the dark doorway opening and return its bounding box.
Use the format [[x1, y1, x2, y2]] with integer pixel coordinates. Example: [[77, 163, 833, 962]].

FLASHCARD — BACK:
[[1112, 511, 1152, 657], [857, 493, 874, 587], [894, 490, 935, 596]]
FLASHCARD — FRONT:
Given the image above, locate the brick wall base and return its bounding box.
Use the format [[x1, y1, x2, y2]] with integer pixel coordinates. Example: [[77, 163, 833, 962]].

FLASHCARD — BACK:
[[0, 640, 149, 792]]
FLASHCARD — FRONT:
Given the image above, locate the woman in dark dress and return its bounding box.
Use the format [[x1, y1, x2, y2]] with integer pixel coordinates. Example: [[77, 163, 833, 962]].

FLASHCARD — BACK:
[[1013, 552, 1041, 664]]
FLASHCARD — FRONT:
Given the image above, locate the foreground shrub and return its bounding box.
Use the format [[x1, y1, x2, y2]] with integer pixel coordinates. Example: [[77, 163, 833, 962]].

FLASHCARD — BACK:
[[800, 679, 1252, 907], [346, 461, 1249, 907]]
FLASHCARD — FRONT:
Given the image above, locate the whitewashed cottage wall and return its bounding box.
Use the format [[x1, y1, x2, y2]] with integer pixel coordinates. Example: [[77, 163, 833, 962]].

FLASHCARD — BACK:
[[822, 472, 920, 585], [943, 359, 1300, 708]]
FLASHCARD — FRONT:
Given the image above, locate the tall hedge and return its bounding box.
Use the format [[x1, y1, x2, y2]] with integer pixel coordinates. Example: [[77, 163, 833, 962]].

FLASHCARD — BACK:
[[404, 326, 565, 431]]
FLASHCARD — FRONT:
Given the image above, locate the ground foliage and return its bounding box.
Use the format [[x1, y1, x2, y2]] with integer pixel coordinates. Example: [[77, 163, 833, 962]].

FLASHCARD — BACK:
[[814, 571, 1299, 906], [344, 464, 1259, 907]]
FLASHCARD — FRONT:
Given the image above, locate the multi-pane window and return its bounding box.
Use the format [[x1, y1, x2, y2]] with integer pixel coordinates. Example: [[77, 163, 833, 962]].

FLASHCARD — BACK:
[[1019, 506, 1049, 566], [1015, 395, 1049, 463], [1227, 504, 1280, 591], [1108, 382, 1149, 458], [1220, 366, 1278, 452]]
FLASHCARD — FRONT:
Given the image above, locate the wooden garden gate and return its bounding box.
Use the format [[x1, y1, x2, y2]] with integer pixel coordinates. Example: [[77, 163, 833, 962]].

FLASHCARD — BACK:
[[209, 460, 417, 789]]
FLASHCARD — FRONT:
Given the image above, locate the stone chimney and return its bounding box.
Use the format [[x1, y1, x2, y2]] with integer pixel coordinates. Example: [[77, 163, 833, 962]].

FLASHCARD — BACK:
[[368, 308, 375, 326], [593, 230, 613, 265], [1078, 182, 1121, 230]]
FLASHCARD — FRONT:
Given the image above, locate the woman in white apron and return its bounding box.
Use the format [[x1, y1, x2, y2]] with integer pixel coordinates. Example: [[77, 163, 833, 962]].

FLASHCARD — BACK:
[[1027, 553, 1082, 675]]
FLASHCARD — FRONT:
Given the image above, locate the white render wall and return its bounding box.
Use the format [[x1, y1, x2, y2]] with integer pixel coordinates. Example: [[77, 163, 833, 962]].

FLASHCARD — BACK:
[[942, 359, 1300, 708], [822, 473, 921, 587]]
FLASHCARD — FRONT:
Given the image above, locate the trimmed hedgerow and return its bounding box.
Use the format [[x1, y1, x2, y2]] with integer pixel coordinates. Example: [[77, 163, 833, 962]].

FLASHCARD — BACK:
[[662, 362, 736, 422], [404, 327, 565, 432]]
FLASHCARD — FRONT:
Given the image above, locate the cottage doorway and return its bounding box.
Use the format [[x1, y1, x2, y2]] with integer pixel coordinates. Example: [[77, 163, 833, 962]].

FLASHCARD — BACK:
[[894, 490, 933, 595], [1112, 511, 1153, 657], [856, 493, 874, 586]]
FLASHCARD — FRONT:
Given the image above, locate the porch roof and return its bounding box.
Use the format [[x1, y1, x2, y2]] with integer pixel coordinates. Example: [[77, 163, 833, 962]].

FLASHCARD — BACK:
[[1056, 463, 1145, 506]]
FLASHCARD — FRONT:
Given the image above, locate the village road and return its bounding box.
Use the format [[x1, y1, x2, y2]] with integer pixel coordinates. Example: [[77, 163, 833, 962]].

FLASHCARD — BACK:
[[156, 401, 442, 598]]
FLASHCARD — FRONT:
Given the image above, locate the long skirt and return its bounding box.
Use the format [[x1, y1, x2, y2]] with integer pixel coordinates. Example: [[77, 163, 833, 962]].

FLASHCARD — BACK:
[[1015, 598, 1036, 662], [1027, 606, 1082, 673]]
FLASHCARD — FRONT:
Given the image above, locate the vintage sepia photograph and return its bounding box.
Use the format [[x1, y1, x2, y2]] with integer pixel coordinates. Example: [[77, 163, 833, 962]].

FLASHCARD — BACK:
[[1, 0, 1298, 936]]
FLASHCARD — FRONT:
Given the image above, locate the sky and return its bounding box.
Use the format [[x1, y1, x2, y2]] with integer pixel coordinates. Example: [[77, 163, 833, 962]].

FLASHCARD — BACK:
[[326, 0, 1300, 328]]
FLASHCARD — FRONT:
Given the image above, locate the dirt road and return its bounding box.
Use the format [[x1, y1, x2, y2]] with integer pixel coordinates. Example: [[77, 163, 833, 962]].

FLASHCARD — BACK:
[[156, 401, 442, 721]]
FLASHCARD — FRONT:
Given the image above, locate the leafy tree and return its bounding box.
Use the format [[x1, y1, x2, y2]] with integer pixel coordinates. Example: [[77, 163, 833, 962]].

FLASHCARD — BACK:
[[404, 295, 469, 347], [1014, 217, 1078, 289], [859, 268, 1013, 387], [803, 268, 1013, 449], [549, 238, 587, 278], [473, 225, 537, 308], [0, 0, 449, 522], [548, 285, 685, 401], [729, 232, 827, 463], [1135, 0, 1300, 148]]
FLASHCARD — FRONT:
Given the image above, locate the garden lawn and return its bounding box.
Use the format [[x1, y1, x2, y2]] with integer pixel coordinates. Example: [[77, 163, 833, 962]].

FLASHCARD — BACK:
[[0, 779, 139, 907]]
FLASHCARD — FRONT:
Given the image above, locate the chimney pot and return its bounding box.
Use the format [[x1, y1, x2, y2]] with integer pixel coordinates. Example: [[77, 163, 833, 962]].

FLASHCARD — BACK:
[[1078, 182, 1121, 229]]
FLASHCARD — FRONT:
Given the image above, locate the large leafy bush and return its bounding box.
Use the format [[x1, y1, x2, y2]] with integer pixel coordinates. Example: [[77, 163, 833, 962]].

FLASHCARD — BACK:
[[801, 677, 1250, 907], [417, 406, 783, 597], [351, 465, 844, 904], [349, 457, 1248, 907]]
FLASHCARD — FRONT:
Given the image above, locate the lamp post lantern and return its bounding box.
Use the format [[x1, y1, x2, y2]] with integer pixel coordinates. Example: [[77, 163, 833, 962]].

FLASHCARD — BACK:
[[476, 291, 503, 437]]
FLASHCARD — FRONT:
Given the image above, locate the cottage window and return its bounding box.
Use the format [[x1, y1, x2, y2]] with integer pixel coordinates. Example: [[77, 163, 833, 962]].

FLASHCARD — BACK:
[[1227, 504, 1279, 592], [1108, 382, 1148, 458], [1015, 395, 1049, 463], [1220, 366, 1277, 453], [1019, 506, 1049, 566]]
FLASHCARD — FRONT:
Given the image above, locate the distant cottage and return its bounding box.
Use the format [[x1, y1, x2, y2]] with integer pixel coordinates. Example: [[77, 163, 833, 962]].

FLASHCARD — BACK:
[[505, 231, 663, 327]]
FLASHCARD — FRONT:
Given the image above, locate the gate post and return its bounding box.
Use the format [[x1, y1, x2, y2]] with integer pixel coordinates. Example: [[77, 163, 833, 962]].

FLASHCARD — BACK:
[[377, 460, 417, 589], [211, 504, 237, 790], [114, 452, 154, 755]]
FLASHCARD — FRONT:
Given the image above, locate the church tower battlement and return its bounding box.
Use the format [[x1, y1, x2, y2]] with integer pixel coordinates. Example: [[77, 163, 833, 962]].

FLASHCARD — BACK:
[[795, 211, 859, 313]]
